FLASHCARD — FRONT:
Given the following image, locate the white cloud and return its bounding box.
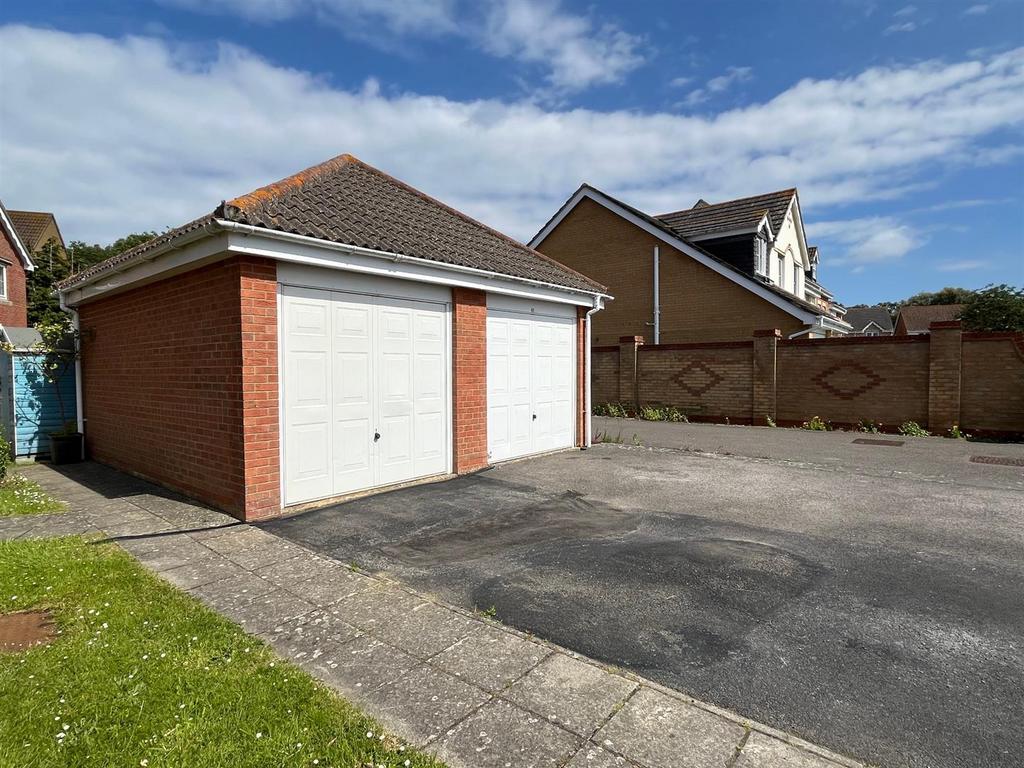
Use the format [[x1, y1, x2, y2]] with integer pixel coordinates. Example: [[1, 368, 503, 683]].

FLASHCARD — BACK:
[[669, 75, 693, 88], [162, 0, 645, 94], [1, 26, 1023, 250], [681, 66, 752, 107], [885, 21, 917, 34], [964, 4, 990, 16], [809, 217, 924, 266], [893, 5, 917, 16], [936, 259, 990, 271]]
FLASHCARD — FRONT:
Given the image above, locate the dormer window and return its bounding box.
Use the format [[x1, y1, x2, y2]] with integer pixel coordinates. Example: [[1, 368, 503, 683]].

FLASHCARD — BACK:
[[754, 236, 768, 276]]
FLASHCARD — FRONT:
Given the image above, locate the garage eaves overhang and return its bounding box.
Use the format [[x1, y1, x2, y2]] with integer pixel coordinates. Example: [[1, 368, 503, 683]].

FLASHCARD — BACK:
[[58, 220, 612, 309], [530, 185, 819, 326]]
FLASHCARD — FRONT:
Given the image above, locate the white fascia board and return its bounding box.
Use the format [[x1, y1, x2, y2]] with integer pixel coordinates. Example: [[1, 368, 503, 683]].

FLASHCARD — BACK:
[[60, 233, 231, 305], [531, 187, 817, 323], [788, 196, 811, 270], [0, 207, 34, 271], [225, 227, 599, 308]]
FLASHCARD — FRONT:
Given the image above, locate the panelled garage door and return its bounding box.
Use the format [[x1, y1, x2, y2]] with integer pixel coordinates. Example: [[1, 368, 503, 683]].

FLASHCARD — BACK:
[[280, 281, 450, 506], [486, 302, 576, 463]]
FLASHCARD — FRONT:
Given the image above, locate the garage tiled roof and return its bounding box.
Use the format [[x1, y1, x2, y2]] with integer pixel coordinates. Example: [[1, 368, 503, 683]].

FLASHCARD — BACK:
[[656, 189, 796, 239], [59, 154, 605, 295], [897, 304, 965, 334]]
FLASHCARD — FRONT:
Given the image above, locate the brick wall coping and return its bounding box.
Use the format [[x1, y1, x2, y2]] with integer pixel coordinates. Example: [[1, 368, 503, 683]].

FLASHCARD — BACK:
[[639, 340, 754, 352], [779, 335, 929, 347], [619, 335, 645, 343], [962, 330, 1024, 341], [752, 329, 781, 338]]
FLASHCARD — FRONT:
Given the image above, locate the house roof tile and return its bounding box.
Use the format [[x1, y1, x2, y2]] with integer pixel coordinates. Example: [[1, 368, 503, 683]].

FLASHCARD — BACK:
[[844, 305, 894, 333], [897, 304, 965, 333], [656, 189, 796, 239], [59, 154, 605, 295], [7, 211, 62, 252]]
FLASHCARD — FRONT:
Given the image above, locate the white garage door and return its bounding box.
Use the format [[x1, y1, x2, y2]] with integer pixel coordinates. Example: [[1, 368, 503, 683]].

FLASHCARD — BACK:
[[487, 304, 576, 463], [281, 283, 449, 506]]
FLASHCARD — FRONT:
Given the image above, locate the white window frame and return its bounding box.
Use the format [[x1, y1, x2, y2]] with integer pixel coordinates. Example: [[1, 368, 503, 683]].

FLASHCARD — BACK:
[[793, 263, 801, 295], [0, 263, 7, 300], [754, 237, 768, 277]]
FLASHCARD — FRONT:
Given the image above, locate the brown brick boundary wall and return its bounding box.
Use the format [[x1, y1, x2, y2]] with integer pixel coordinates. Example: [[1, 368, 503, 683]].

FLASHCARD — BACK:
[[594, 323, 1024, 435]]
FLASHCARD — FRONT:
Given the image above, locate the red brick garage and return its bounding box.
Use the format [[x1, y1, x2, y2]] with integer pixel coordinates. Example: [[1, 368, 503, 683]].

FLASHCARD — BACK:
[[59, 155, 606, 521]]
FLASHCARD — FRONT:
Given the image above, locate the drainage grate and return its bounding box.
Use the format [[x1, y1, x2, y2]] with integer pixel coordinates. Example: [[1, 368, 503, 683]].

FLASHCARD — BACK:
[[0, 610, 57, 652], [852, 438, 905, 447], [970, 455, 1024, 467]]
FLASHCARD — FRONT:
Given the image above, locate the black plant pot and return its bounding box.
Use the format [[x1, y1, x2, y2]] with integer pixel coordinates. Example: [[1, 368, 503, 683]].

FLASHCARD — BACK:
[[49, 433, 84, 465]]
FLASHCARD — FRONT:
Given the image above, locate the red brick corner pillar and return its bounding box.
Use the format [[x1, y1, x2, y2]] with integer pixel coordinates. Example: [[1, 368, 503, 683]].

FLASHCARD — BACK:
[[752, 329, 780, 426], [928, 320, 963, 432], [452, 287, 488, 473], [618, 335, 644, 406], [239, 257, 281, 521]]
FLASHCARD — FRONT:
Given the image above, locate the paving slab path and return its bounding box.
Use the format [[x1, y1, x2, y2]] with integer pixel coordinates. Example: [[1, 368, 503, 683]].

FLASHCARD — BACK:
[[2, 462, 867, 768]]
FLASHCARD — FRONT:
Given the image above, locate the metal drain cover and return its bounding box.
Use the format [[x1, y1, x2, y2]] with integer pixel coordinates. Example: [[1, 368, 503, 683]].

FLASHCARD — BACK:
[[852, 438, 905, 447], [0, 610, 57, 652], [970, 455, 1024, 467]]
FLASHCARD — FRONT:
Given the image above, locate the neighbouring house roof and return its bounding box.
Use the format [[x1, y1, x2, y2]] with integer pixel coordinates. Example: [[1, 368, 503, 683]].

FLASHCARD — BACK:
[[0, 201, 35, 271], [58, 154, 605, 296], [656, 189, 797, 240], [896, 304, 965, 334], [8, 210, 65, 253], [845, 306, 894, 333], [531, 184, 826, 320], [807, 245, 819, 262], [0, 326, 43, 351]]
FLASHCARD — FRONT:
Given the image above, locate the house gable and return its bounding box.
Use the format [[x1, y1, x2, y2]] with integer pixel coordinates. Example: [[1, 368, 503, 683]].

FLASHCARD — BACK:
[[534, 196, 811, 345]]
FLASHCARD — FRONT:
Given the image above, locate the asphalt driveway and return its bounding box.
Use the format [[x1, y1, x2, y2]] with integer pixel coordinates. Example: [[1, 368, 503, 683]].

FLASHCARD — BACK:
[[263, 427, 1024, 768]]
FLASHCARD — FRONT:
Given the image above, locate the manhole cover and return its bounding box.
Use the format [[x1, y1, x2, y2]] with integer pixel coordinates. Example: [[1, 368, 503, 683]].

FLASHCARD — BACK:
[[852, 438, 905, 447], [970, 455, 1024, 467], [0, 610, 57, 652]]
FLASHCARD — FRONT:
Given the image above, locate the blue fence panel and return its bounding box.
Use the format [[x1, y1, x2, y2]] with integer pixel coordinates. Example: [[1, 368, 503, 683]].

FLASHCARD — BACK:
[[13, 354, 78, 457]]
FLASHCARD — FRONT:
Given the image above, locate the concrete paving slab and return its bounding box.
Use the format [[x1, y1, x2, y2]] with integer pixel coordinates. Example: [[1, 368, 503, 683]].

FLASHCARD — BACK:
[[189, 570, 277, 611], [157, 555, 242, 591], [505, 652, 636, 737], [262, 607, 363, 664], [432, 624, 548, 692], [372, 599, 480, 660], [225, 588, 316, 635], [121, 534, 218, 572], [565, 744, 636, 767], [332, 584, 422, 633], [373, 663, 491, 746], [435, 697, 580, 768], [254, 552, 346, 587], [311, 635, 418, 701], [283, 568, 371, 605], [734, 733, 846, 767], [596, 687, 745, 768]]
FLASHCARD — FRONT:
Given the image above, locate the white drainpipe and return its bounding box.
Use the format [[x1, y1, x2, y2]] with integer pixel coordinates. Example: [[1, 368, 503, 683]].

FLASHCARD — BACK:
[[583, 296, 604, 448], [58, 292, 85, 459], [653, 246, 660, 345]]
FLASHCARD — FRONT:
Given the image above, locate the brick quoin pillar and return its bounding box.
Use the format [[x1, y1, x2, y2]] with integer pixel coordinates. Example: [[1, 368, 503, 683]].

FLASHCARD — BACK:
[[238, 257, 281, 520], [452, 287, 488, 473], [752, 329, 780, 426], [618, 335, 644, 406], [928, 320, 963, 432], [577, 306, 587, 447]]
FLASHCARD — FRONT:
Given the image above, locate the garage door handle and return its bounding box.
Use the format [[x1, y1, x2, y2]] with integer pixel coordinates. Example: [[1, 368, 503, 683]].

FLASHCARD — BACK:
[[532, 414, 537, 421], [374, 431, 381, 441]]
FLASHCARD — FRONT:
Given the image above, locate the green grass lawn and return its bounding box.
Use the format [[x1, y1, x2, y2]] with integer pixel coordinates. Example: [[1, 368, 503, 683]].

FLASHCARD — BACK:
[[0, 537, 446, 768], [0, 472, 66, 516]]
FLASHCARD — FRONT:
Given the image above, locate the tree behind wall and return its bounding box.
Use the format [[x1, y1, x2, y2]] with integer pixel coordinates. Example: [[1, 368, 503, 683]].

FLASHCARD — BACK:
[[959, 284, 1024, 332], [28, 232, 156, 326]]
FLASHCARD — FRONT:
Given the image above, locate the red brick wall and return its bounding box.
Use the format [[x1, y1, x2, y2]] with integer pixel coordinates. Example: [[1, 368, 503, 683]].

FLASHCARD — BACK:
[[0, 227, 28, 327], [592, 346, 620, 404], [961, 333, 1024, 432], [78, 256, 280, 518], [452, 287, 488, 472], [238, 258, 280, 519], [777, 335, 930, 427]]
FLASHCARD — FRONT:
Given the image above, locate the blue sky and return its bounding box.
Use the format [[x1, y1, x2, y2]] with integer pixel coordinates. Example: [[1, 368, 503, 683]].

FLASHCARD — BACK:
[[1, 0, 1022, 305]]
